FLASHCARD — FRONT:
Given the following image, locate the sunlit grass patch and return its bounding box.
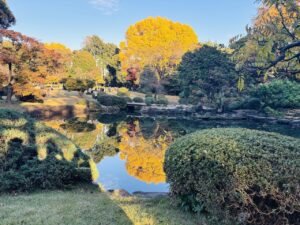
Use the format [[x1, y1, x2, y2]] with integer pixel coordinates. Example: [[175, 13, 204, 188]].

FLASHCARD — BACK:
[[0, 186, 202, 225]]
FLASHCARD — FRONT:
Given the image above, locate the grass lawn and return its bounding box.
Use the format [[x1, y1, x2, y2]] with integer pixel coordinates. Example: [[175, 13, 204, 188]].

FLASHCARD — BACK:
[[0, 186, 203, 225]]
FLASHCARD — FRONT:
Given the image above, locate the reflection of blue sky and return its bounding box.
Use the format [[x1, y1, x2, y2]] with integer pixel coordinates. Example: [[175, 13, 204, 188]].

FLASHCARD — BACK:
[[97, 154, 169, 193]]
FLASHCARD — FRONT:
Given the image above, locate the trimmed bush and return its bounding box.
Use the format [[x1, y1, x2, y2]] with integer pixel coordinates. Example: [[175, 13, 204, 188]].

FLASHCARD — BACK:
[[242, 97, 262, 110], [122, 96, 132, 103], [117, 87, 129, 97], [145, 96, 155, 106], [97, 94, 127, 109], [133, 97, 144, 103], [156, 95, 169, 106], [0, 109, 91, 193], [164, 128, 300, 224]]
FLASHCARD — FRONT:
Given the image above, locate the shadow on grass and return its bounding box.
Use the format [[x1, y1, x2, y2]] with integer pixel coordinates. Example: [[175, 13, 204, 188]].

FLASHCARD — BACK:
[[0, 185, 134, 225]]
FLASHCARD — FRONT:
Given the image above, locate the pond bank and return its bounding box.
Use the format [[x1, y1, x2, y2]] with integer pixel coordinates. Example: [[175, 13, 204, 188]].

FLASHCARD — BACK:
[[19, 102, 300, 127], [139, 106, 300, 126]]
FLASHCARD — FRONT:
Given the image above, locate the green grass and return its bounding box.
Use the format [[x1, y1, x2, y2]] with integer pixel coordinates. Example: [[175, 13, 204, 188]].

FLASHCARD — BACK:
[[0, 186, 203, 225]]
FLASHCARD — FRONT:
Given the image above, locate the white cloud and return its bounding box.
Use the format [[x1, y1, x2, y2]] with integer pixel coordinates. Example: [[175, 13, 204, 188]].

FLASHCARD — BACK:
[[88, 0, 119, 14]]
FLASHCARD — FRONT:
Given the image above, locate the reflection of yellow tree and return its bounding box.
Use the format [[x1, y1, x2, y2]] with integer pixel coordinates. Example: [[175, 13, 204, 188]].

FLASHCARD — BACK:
[[118, 121, 172, 184]]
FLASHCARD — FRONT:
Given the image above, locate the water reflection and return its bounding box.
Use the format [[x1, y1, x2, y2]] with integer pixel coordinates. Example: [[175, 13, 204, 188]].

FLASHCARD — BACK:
[[40, 113, 300, 192]]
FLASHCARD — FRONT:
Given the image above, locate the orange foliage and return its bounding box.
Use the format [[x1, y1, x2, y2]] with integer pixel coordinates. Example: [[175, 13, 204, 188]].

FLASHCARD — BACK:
[[0, 30, 63, 99], [254, 1, 300, 36]]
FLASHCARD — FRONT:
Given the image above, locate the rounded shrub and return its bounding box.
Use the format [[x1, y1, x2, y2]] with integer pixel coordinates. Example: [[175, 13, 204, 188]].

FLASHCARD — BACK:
[[122, 96, 132, 103], [164, 128, 300, 224], [242, 97, 262, 110], [145, 96, 155, 106], [133, 97, 144, 103], [117, 87, 129, 97], [156, 95, 169, 106], [97, 94, 127, 109]]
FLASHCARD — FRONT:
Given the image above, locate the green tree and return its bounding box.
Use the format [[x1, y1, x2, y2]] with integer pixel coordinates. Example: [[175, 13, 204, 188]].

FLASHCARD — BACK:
[[69, 50, 103, 84], [231, 0, 300, 81], [82, 35, 120, 86], [178, 45, 238, 108], [0, 0, 15, 29], [139, 66, 163, 98], [64, 78, 95, 97]]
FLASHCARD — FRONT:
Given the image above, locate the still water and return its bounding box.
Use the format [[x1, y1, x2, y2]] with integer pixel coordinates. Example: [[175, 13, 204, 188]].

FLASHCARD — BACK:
[[39, 113, 300, 193]]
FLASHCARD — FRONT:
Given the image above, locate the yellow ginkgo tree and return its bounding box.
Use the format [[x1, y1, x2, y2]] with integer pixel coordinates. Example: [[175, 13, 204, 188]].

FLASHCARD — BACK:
[[120, 17, 199, 83]]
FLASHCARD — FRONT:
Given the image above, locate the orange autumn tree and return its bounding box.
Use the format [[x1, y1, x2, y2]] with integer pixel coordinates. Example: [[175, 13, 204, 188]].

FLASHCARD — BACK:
[[120, 17, 198, 83], [0, 29, 62, 102], [44, 42, 73, 83]]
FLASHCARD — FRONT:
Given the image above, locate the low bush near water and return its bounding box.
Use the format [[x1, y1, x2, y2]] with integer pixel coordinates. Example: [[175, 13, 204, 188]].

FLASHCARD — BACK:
[[155, 95, 169, 106], [97, 94, 127, 109], [0, 109, 90, 193], [164, 128, 300, 224], [253, 80, 300, 109], [145, 96, 155, 106], [133, 97, 144, 103], [117, 87, 130, 97]]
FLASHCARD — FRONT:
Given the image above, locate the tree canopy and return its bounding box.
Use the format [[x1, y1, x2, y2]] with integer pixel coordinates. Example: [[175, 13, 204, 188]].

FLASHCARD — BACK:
[[0, 0, 15, 29], [120, 17, 199, 83], [82, 35, 120, 86], [69, 50, 103, 84], [231, 0, 300, 81], [0, 30, 62, 102], [178, 45, 238, 106]]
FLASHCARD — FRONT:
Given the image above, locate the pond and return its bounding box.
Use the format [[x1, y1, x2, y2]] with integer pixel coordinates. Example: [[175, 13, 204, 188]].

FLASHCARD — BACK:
[[37, 113, 300, 193]]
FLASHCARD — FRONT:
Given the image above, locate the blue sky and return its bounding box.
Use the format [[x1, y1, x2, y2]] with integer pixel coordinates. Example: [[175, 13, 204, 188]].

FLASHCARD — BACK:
[[8, 0, 259, 50]]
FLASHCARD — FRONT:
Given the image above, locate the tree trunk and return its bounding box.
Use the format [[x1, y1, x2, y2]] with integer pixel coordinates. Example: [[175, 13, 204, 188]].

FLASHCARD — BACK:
[[6, 63, 13, 104]]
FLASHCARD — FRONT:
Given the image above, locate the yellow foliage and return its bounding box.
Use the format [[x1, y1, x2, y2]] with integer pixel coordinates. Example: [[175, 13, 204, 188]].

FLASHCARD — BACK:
[[120, 17, 198, 81], [237, 76, 245, 92], [117, 87, 129, 96], [118, 121, 172, 184], [44, 42, 72, 57]]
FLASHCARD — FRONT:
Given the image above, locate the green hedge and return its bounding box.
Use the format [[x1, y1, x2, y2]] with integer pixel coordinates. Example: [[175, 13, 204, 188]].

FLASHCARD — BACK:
[[97, 94, 127, 109], [164, 128, 300, 224], [133, 97, 144, 103], [145, 96, 155, 106], [156, 95, 169, 106], [252, 80, 300, 109], [0, 109, 90, 193]]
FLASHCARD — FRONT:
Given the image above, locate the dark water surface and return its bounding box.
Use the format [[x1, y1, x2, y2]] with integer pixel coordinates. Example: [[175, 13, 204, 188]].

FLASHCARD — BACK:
[[37, 113, 300, 193]]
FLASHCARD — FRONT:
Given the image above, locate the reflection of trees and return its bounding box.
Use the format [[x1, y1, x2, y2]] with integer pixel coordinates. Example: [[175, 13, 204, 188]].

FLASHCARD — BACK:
[[90, 136, 119, 163], [118, 120, 173, 184], [44, 118, 105, 151], [0, 109, 90, 192], [60, 118, 96, 133], [139, 118, 159, 139]]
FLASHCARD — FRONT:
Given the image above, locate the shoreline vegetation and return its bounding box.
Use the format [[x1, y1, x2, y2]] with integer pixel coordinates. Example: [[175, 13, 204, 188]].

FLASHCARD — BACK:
[[1, 90, 299, 126]]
